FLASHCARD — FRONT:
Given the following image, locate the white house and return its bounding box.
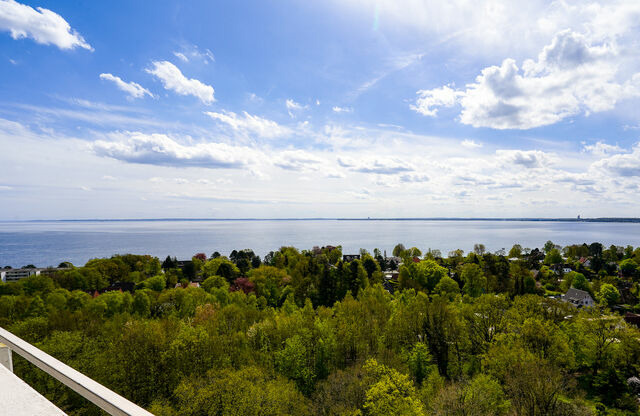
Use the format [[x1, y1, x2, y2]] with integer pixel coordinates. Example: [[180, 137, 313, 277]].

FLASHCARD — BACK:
[[563, 288, 595, 308]]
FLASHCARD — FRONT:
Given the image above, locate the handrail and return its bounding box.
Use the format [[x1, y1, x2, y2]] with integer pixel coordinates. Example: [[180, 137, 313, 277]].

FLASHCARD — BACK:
[[0, 327, 154, 416]]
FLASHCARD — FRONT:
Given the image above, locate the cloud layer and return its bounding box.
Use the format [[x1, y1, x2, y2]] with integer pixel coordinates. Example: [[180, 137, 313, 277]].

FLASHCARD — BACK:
[[92, 132, 255, 168]]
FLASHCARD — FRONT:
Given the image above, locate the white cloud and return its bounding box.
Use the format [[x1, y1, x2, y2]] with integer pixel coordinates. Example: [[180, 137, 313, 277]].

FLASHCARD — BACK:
[[335, 0, 640, 59], [173, 52, 188, 62], [332, 106, 354, 113], [273, 150, 324, 171], [172, 46, 215, 64], [592, 144, 640, 177], [582, 141, 624, 156], [99, 73, 153, 99], [496, 149, 556, 169], [205, 110, 290, 139], [285, 99, 307, 117], [0, 0, 92, 50], [399, 173, 429, 183], [92, 131, 259, 169], [338, 156, 413, 175], [411, 85, 462, 117], [413, 30, 640, 129], [146, 61, 215, 104], [461, 139, 482, 149]]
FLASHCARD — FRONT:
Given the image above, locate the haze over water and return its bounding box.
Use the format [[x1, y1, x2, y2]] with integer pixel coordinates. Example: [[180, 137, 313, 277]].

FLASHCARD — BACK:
[[2, 219, 640, 268]]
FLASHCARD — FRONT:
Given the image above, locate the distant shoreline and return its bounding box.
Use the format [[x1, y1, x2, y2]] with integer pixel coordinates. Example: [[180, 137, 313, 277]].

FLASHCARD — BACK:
[[2, 217, 640, 223]]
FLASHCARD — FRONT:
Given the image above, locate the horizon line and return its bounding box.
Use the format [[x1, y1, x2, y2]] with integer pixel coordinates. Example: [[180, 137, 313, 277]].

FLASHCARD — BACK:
[[2, 217, 640, 223]]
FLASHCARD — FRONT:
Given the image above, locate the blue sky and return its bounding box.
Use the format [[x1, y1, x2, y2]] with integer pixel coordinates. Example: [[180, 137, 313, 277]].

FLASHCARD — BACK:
[[1, 0, 640, 219]]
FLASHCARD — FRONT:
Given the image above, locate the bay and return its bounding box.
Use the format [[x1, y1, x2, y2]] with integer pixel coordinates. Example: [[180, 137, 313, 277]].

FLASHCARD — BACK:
[[1, 219, 640, 268]]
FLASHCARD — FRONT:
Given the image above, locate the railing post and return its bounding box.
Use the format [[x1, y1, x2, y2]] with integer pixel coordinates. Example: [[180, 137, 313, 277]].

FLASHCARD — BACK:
[[0, 342, 12, 372]]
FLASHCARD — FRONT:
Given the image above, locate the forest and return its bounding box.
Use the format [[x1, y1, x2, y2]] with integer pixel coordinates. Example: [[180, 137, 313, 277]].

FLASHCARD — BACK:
[[0, 242, 639, 416]]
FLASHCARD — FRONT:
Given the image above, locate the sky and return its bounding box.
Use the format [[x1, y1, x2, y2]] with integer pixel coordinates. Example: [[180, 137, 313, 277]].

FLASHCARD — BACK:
[[0, 0, 639, 219]]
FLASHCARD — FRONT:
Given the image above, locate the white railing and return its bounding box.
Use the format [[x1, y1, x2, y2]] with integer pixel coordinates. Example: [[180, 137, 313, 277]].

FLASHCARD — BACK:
[[0, 327, 154, 416]]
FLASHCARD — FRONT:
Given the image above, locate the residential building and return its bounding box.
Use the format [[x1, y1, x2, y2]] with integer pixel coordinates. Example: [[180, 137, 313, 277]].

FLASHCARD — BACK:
[[343, 254, 360, 262], [563, 288, 595, 308]]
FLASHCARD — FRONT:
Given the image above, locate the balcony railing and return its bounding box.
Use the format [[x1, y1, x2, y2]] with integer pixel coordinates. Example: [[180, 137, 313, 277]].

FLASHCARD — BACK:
[[0, 326, 154, 416]]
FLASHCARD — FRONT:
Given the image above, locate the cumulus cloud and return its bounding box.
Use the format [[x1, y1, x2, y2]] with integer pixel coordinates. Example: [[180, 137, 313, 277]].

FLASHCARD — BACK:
[[592, 144, 640, 177], [273, 150, 324, 171], [205, 110, 290, 139], [99, 73, 153, 99], [146, 61, 214, 104], [413, 30, 640, 129], [92, 132, 257, 169], [411, 85, 462, 117], [0, 0, 92, 50], [332, 106, 353, 113], [582, 141, 624, 156]]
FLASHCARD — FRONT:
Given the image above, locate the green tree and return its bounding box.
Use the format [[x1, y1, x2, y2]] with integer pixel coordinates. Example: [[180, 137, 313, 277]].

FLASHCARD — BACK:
[[461, 263, 486, 297], [508, 244, 522, 258], [407, 342, 434, 386], [169, 366, 311, 416], [544, 240, 556, 253], [203, 257, 240, 282], [132, 291, 151, 317], [142, 275, 166, 291], [201, 275, 229, 293], [431, 374, 510, 416], [619, 258, 638, 277], [275, 334, 316, 395], [361, 359, 425, 416], [570, 272, 590, 292], [393, 243, 406, 257], [434, 276, 460, 300], [544, 248, 563, 265], [597, 283, 620, 306], [22, 275, 54, 296], [399, 259, 447, 292], [248, 266, 289, 306], [473, 243, 486, 255]]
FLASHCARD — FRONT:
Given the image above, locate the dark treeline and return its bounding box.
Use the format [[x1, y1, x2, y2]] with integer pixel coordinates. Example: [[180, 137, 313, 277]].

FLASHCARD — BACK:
[[1, 241, 639, 415]]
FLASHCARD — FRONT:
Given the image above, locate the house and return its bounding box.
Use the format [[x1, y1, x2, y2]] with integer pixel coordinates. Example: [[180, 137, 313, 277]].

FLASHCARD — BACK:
[[384, 271, 399, 281], [551, 264, 573, 275], [563, 288, 595, 308], [0, 270, 5, 283], [343, 254, 360, 262], [579, 257, 592, 268]]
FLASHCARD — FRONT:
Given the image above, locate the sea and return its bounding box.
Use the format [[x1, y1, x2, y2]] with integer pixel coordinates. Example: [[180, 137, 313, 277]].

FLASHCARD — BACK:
[[1, 219, 640, 268]]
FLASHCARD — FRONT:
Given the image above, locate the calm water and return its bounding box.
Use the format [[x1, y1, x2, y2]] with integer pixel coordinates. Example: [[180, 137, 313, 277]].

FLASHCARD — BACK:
[[1, 219, 640, 268]]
